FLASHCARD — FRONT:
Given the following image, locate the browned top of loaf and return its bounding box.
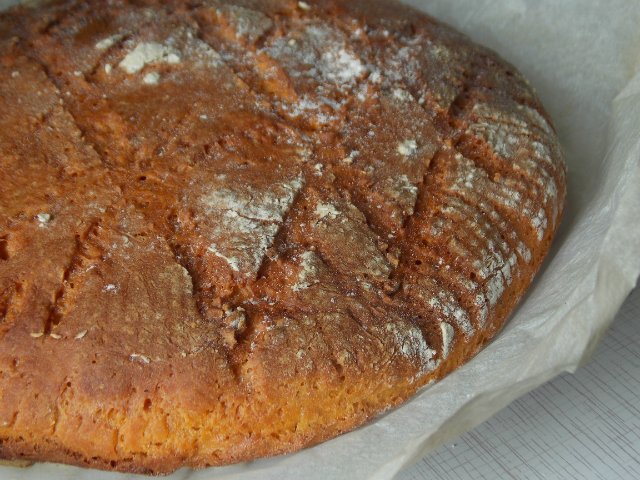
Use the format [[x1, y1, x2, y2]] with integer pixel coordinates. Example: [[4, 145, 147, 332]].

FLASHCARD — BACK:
[[0, 0, 566, 474]]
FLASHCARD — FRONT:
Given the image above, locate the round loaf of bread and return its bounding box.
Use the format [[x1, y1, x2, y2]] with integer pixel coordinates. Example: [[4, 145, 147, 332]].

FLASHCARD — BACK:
[[0, 0, 566, 474]]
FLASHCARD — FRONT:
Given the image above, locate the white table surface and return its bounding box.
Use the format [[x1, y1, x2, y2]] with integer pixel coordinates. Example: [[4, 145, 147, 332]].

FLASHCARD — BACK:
[[398, 282, 640, 480]]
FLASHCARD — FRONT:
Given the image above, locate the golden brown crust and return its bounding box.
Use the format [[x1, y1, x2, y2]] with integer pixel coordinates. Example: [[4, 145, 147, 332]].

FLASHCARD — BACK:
[[0, 0, 566, 473]]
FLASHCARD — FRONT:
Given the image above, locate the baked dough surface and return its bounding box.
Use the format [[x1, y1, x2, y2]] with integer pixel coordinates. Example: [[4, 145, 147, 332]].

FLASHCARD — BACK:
[[0, 0, 565, 473]]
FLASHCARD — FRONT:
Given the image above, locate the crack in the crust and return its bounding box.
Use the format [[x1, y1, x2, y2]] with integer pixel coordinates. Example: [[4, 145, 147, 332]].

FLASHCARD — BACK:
[[126, 200, 229, 332], [2, 411, 18, 429], [191, 21, 264, 86], [0, 281, 24, 340], [50, 377, 71, 437], [0, 284, 15, 321], [447, 87, 474, 129], [23, 49, 115, 171], [191, 19, 310, 136], [254, 185, 306, 281], [165, 239, 214, 321], [400, 150, 440, 232], [112, 425, 122, 459], [318, 7, 466, 141], [123, 200, 263, 379], [44, 220, 100, 335], [0, 236, 9, 261], [391, 144, 442, 274]]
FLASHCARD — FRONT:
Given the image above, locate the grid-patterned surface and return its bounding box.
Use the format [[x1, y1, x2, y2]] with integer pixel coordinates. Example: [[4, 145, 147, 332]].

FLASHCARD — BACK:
[[398, 283, 640, 480]]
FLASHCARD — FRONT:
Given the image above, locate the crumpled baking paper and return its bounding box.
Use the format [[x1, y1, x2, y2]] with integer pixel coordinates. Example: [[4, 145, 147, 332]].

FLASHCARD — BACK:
[[1, 0, 639, 479]]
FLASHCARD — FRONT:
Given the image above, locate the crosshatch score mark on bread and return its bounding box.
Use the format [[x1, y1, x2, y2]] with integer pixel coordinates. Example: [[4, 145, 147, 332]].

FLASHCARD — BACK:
[[0, 0, 565, 474]]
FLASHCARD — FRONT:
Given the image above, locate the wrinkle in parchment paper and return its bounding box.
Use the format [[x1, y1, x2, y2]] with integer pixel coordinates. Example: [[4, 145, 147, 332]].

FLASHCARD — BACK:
[[1, 1, 639, 479]]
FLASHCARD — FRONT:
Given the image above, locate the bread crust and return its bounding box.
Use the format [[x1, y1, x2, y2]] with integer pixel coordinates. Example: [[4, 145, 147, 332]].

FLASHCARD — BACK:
[[0, 0, 566, 473]]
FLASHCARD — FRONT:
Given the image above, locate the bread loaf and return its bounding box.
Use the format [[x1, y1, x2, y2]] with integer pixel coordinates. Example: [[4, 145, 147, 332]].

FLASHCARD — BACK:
[[0, 0, 566, 473]]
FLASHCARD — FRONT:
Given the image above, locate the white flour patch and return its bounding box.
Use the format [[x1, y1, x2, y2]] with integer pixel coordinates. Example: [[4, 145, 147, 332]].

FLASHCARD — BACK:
[[292, 251, 320, 292], [517, 241, 532, 263], [265, 23, 366, 89], [286, 96, 339, 125], [129, 353, 150, 364], [315, 202, 340, 220], [119, 42, 181, 74], [321, 47, 365, 84], [386, 322, 437, 376], [36, 213, 51, 226], [343, 150, 360, 164], [440, 322, 455, 359], [143, 71, 160, 85], [428, 292, 474, 338], [397, 139, 418, 156], [392, 88, 413, 102], [219, 4, 273, 43], [532, 208, 548, 241], [200, 176, 303, 278]]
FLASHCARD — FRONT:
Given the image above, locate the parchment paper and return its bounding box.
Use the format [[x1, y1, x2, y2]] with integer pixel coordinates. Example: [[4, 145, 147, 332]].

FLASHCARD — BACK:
[[1, 0, 639, 479]]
